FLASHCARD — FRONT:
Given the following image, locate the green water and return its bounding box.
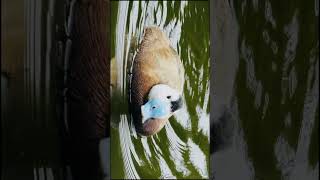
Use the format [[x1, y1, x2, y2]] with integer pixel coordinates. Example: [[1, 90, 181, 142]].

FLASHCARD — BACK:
[[211, 0, 318, 179], [110, 1, 210, 179], [1, 0, 318, 179], [234, 0, 319, 179]]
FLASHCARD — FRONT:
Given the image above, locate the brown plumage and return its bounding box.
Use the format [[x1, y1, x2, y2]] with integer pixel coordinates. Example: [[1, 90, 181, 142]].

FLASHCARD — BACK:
[[130, 27, 184, 136]]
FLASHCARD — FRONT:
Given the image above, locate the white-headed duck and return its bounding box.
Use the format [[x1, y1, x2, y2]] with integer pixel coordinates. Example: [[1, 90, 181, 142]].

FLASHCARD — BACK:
[[130, 27, 185, 136]]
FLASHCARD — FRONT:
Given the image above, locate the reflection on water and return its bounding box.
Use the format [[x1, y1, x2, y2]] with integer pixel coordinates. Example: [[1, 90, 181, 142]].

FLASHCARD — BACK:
[[111, 1, 210, 179], [2, 0, 318, 179], [212, 0, 318, 179]]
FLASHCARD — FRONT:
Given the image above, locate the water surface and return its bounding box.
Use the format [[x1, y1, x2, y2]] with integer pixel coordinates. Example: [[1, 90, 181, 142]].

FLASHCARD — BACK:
[[211, 0, 318, 179], [110, 1, 210, 179]]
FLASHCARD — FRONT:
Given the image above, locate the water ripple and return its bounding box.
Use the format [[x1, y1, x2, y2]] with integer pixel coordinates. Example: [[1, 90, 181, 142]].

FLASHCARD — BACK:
[[112, 1, 209, 178]]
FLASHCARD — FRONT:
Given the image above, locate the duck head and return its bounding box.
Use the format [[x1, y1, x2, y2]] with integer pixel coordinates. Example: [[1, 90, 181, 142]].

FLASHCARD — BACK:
[[140, 84, 183, 136]]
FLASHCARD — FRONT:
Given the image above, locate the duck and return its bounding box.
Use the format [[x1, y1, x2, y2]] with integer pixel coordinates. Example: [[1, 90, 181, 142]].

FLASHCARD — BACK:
[[130, 26, 185, 136]]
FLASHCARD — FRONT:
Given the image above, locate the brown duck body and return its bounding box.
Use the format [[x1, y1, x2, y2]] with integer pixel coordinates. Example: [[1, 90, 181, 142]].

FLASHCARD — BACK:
[[130, 27, 184, 136]]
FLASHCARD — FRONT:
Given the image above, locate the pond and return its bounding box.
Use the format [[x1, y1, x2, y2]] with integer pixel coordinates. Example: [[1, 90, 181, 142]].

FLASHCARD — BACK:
[[110, 1, 210, 179], [1, 0, 318, 179], [211, 0, 318, 179]]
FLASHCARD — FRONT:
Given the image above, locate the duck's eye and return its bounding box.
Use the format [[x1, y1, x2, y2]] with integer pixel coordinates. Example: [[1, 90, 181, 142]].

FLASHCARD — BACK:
[[167, 96, 171, 99], [152, 106, 156, 109]]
